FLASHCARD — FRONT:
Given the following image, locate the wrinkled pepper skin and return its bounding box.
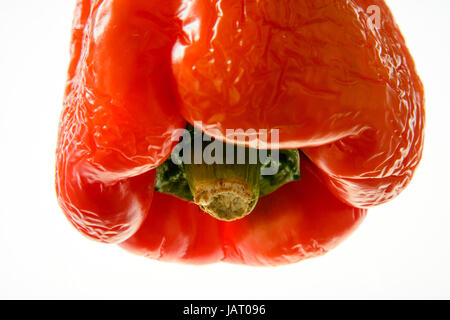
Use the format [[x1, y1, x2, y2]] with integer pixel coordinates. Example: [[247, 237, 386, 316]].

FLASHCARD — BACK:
[[173, 0, 425, 208], [56, 0, 185, 243], [56, 0, 424, 265]]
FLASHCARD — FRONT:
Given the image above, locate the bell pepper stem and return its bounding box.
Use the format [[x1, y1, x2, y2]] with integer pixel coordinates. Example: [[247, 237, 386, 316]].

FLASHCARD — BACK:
[[184, 161, 260, 221], [154, 125, 300, 221]]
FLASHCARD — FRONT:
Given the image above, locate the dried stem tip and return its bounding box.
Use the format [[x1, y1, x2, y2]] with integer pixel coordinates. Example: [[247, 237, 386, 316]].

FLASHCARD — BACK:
[[184, 161, 260, 221], [193, 180, 257, 221]]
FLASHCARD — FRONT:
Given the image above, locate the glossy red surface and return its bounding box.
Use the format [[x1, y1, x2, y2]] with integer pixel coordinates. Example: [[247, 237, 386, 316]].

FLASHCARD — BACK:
[[173, 0, 425, 207], [56, 0, 423, 264], [56, 0, 185, 242]]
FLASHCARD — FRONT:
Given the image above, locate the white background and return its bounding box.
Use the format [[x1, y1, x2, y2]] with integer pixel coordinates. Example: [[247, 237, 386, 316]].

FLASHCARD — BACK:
[[0, 0, 449, 299]]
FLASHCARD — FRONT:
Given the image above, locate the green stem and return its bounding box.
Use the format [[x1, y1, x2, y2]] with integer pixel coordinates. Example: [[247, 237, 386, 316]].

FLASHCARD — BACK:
[[154, 127, 300, 221], [184, 159, 260, 221]]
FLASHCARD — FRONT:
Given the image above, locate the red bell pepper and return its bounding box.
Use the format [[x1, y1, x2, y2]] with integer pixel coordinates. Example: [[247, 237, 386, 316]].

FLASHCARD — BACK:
[[56, 0, 424, 265]]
